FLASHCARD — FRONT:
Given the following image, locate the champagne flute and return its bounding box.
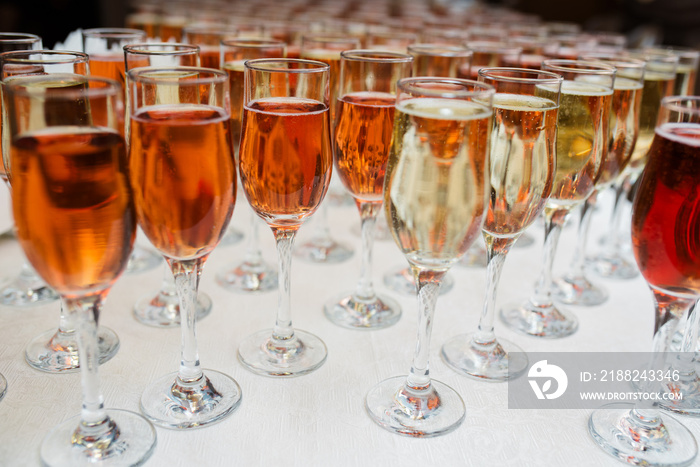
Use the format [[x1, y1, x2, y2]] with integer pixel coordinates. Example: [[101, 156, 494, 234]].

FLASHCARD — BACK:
[[130, 66, 242, 428], [216, 38, 286, 294], [5, 73, 156, 466], [589, 51, 678, 279], [82, 27, 164, 275], [645, 46, 699, 97], [499, 60, 615, 338], [237, 58, 332, 376], [588, 96, 700, 467], [0, 50, 123, 372], [553, 56, 646, 306], [294, 33, 360, 265], [382, 43, 473, 296], [123, 42, 217, 327], [323, 49, 412, 329], [0, 33, 52, 308], [441, 67, 562, 381], [365, 77, 493, 437], [182, 23, 244, 247]]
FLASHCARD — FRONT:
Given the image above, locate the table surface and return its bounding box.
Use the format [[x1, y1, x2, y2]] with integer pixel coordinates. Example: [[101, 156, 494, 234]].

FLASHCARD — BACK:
[[0, 183, 699, 467]]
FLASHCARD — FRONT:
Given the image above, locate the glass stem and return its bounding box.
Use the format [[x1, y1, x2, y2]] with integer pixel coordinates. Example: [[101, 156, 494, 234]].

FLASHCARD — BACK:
[[474, 234, 516, 345], [272, 228, 296, 342], [244, 210, 263, 265], [406, 267, 445, 390], [169, 257, 205, 383], [354, 202, 379, 301], [602, 174, 631, 256], [312, 203, 331, 244], [64, 293, 109, 428], [530, 208, 569, 308], [568, 190, 597, 278]]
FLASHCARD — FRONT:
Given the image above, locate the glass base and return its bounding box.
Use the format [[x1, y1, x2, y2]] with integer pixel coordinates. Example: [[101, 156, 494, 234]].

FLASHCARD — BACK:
[[215, 259, 278, 293], [588, 252, 639, 280], [552, 274, 609, 306], [133, 290, 213, 328], [294, 237, 354, 264], [500, 300, 579, 338], [0, 275, 59, 307], [440, 333, 528, 381], [658, 378, 700, 416], [0, 373, 6, 402], [365, 376, 465, 438], [125, 245, 162, 275], [457, 243, 488, 268], [218, 226, 245, 247], [588, 403, 698, 466], [382, 266, 454, 296], [140, 370, 242, 429], [323, 292, 401, 330], [40, 409, 156, 467], [25, 326, 119, 373], [238, 329, 327, 377]]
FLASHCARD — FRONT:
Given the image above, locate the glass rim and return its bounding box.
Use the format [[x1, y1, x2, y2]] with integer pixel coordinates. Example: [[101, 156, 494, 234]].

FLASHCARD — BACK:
[[300, 33, 362, 45], [123, 43, 200, 55], [340, 49, 413, 63], [82, 27, 147, 39], [0, 49, 89, 64], [542, 59, 617, 74], [463, 41, 523, 54], [477, 67, 564, 85], [3, 73, 122, 99], [126, 66, 228, 84], [577, 52, 646, 68], [182, 23, 239, 36], [661, 96, 700, 116], [408, 43, 473, 57], [220, 38, 287, 48], [627, 49, 680, 64], [244, 58, 330, 74], [0, 32, 42, 44], [397, 76, 496, 98]]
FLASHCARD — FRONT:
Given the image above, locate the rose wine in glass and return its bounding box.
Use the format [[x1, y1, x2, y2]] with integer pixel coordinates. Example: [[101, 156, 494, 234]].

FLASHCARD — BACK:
[[237, 58, 332, 376], [588, 96, 700, 467], [499, 60, 615, 338], [5, 73, 156, 466], [441, 67, 562, 381], [323, 50, 413, 330], [365, 77, 493, 437], [130, 66, 242, 429], [0, 51, 123, 373]]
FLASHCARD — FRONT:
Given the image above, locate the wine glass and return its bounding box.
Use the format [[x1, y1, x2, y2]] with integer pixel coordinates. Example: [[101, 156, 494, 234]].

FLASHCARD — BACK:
[[365, 30, 418, 53], [122, 42, 218, 327], [553, 55, 646, 306], [237, 58, 332, 376], [365, 76, 494, 437], [0, 33, 53, 308], [645, 46, 699, 97], [0, 50, 123, 372], [294, 33, 360, 265], [182, 23, 245, 247], [441, 67, 562, 381], [588, 51, 678, 279], [382, 43, 474, 296], [499, 60, 615, 338], [5, 73, 156, 466], [588, 95, 700, 467], [323, 50, 412, 329], [129, 66, 241, 428], [216, 38, 287, 294], [82, 27, 164, 276]]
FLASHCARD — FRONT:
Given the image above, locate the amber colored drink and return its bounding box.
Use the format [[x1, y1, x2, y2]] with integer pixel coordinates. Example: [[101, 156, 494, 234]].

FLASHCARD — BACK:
[[89, 54, 126, 88], [129, 104, 236, 260], [222, 60, 245, 153], [333, 92, 395, 203], [632, 123, 700, 296], [11, 127, 135, 296], [199, 47, 220, 69], [239, 97, 332, 229]]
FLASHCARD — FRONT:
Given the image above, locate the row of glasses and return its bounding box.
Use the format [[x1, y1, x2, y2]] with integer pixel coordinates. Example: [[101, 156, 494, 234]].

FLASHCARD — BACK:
[[0, 50, 120, 373], [0, 32, 58, 309], [3, 73, 156, 465]]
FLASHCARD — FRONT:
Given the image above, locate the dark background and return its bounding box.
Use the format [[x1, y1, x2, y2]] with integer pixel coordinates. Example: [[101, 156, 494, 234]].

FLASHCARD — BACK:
[[0, 0, 697, 56]]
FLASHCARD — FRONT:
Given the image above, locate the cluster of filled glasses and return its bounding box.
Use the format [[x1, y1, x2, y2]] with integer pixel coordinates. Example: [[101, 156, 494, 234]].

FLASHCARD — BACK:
[[0, 0, 699, 465]]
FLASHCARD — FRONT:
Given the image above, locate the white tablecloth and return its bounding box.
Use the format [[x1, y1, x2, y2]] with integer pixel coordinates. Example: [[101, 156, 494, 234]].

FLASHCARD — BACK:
[[1, 188, 699, 467]]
